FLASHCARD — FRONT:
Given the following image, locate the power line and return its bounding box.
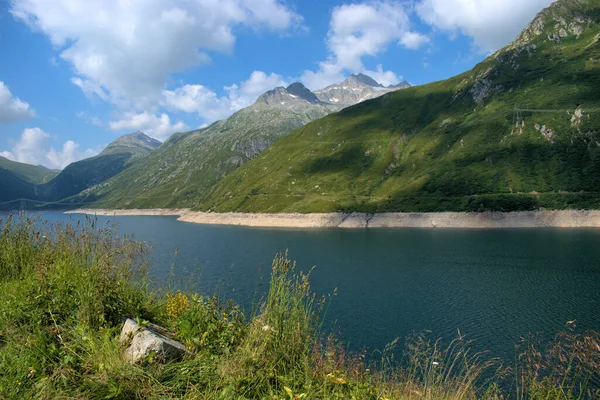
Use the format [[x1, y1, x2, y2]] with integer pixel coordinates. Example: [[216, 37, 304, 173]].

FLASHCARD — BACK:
[[516, 107, 600, 113]]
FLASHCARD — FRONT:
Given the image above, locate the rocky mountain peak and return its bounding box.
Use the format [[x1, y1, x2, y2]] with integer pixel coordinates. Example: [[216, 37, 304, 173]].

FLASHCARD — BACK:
[[100, 131, 162, 156], [346, 73, 383, 87], [286, 82, 320, 103], [389, 81, 411, 89], [314, 73, 409, 106], [507, 0, 592, 51], [254, 84, 327, 110]]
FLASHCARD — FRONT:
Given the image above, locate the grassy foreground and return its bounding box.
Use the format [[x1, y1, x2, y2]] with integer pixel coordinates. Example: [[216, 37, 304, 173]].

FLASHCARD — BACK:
[[0, 215, 598, 399]]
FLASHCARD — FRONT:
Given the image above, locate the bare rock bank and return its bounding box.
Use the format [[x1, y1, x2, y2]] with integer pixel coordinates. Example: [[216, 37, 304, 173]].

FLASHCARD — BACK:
[[67, 209, 600, 229]]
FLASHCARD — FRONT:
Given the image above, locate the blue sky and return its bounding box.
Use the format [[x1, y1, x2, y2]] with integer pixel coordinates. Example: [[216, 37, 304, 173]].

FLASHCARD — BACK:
[[0, 0, 554, 169]]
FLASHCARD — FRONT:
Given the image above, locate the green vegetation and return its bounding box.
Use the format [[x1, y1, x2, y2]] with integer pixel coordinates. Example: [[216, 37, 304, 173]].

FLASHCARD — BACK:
[[191, 0, 600, 213], [1, 215, 598, 398], [0, 157, 57, 203], [78, 98, 339, 210], [0, 157, 57, 185], [0, 132, 162, 209], [37, 132, 162, 203]]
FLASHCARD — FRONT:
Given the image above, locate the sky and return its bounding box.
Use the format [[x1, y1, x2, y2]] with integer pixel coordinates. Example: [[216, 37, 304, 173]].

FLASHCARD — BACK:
[[0, 0, 555, 170]]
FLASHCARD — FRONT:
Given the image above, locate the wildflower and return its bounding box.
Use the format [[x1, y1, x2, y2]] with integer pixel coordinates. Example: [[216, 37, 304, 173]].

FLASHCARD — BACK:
[[166, 291, 189, 317], [335, 377, 347, 385], [432, 361, 439, 366], [27, 369, 36, 378], [261, 324, 273, 332]]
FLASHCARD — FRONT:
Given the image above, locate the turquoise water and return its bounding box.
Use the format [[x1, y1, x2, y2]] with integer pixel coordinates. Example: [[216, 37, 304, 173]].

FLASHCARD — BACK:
[[13, 212, 600, 362]]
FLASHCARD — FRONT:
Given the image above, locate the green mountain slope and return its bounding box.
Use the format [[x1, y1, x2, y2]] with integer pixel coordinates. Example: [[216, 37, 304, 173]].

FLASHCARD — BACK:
[[196, 0, 600, 213], [80, 83, 342, 208], [40, 132, 160, 202], [0, 156, 57, 185], [0, 157, 58, 203]]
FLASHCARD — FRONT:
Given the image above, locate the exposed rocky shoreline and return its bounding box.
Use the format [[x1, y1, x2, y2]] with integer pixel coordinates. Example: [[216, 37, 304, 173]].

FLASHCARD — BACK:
[[66, 209, 600, 229]]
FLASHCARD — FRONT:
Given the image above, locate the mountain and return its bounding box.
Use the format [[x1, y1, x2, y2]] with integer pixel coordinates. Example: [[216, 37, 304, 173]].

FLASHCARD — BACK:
[[314, 73, 411, 106], [100, 131, 162, 156], [194, 0, 600, 213], [39, 132, 160, 202], [77, 83, 344, 208], [0, 156, 58, 185], [0, 157, 58, 203]]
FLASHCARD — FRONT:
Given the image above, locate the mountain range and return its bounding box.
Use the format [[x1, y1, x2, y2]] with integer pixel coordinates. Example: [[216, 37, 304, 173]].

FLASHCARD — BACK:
[[3, 0, 599, 214], [191, 0, 600, 213], [1, 75, 405, 209]]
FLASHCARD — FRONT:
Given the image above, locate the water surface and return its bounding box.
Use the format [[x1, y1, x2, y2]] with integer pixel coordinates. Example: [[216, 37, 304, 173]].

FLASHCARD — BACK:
[[11, 212, 600, 362]]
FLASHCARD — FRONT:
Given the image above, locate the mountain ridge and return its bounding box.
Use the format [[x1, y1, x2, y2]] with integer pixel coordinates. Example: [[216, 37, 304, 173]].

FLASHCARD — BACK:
[[189, 0, 600, 214], [314, 74, 410, 106], [69, 73, 408, 209], [37, 132, 160, 202]]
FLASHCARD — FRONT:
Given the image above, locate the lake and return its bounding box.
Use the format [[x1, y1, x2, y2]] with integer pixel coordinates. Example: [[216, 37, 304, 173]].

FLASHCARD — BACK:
[[11, 211, 600, 363]]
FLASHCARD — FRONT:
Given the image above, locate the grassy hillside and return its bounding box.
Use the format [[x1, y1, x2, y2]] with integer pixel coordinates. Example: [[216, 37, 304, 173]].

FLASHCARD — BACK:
[[0, 157, 57, 203], [195, 0, 600, 213], [80, 101, 339, 209], [1, 215, 598, 398], [0, 157, 58, 184], [38, 132, 160, 202]]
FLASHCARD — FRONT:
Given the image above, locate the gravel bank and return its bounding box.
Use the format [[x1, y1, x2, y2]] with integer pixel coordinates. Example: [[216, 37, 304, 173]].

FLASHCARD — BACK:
[[67, 209, 600, 229]]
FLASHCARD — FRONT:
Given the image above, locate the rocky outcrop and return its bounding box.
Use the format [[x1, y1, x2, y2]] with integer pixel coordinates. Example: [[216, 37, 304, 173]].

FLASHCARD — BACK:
[[314, 74, 410, 106], [507, 0, 591, 50], [119, 318, 187, 364], [232, 137, 273, 159]]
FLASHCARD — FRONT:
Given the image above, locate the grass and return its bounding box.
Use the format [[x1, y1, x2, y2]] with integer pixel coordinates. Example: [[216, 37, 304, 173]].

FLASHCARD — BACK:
[[0, 214, 599, 399]]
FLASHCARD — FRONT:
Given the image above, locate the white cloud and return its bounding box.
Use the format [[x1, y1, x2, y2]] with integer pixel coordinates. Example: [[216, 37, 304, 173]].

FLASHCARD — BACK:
[[301, 1, 428, 90], [0, 81, 35, 122], [416, 0, 554, 51], [1, 128, 97, 169], [11, 0, 302, 109], [363, 65, 403, 87], [109, 112, 188, 141], [226, 71, 288, 111], [162, 71, 287, 123], [76, 111, 103, 127]]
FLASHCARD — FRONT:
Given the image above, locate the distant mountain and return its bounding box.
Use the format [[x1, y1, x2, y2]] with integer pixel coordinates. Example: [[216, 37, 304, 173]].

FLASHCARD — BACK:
[[0, 157, 58, 203], [77, 82, 343, 208], [39, 132, 160, 202], [100, 131, 162, 156], [0, 156, 58, 185], [2, 74, 410, 209], [314, 73, 411, 106], [193, 0, 600, 214]]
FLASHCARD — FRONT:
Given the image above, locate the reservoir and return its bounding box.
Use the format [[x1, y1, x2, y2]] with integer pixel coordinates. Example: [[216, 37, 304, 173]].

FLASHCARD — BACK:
[[17, 212, 600, 363]]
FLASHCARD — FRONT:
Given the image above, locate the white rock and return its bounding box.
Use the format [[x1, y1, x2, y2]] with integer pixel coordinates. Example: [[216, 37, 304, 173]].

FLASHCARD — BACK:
[[119, 318, 187, 364]]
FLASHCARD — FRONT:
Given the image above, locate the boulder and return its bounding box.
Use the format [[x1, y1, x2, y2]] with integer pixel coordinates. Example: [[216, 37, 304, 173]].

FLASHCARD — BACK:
[[119, 318, 187, 364]]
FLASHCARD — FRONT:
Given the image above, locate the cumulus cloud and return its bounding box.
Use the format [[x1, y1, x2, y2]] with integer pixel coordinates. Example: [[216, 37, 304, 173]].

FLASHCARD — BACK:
[[11, 0, 303, 108], [416, 0, 554, 51], [162, 71, 287, 123], [109, 112, 189, 141], [0, 81, 35, 122], [301, 1, 428, 90], [1, 128, 97, 169]]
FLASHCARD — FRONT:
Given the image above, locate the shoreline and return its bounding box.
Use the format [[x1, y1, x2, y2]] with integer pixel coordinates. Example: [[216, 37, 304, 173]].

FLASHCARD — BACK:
[[65, 209, 600, 229]]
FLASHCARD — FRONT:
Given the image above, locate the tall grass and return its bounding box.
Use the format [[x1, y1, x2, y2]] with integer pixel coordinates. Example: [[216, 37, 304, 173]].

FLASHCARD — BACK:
[[0, 214, 598, 399]]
